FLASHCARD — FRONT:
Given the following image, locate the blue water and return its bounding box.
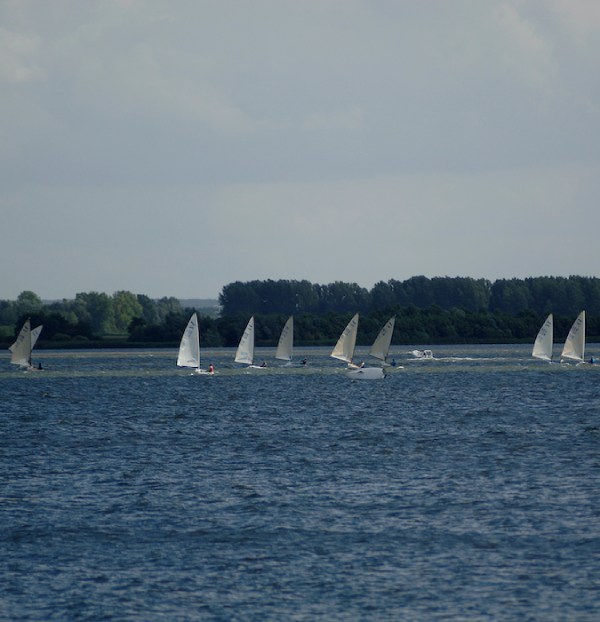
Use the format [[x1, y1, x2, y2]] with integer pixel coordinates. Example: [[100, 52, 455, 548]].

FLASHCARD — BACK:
[[2, 345, 600, 620]]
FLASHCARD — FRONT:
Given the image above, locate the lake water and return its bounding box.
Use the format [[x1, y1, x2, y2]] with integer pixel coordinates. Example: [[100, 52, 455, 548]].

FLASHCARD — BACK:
[[2, 345, 600, 620]]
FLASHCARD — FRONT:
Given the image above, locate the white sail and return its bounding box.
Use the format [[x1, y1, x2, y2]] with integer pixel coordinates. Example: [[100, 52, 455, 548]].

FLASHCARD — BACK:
[[9, 319, 42, 368], [331, 313, 359, 364], [177, 313, 201, 369], [532, 314, 553, 361], [9, 319, 32, 367], [369, 316, 395, 363], [561, 310, 585, 362], [275, 316, 294, 362], [235, 316, 255, 365], [30, 325, 43, 351]]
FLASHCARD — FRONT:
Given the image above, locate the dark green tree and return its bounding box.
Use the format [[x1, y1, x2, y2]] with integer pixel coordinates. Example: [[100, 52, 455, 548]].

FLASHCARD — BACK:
[[15, 291, 43, 316], [112, 291, 143, 333]]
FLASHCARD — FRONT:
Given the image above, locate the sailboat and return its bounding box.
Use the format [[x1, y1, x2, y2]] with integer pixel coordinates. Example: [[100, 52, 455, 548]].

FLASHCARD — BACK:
[[331, 313, 359, 367], [235, 316, 266, 369], [368, 316, 395, 365], [177, 312, 213, 374], [9, 318, 43, 370], [346, 316, 395, 380], [330, 313, 386, 380], [275, 316, 294, 365], [532, 313, 553, 362], [561, 310, 586, 364]]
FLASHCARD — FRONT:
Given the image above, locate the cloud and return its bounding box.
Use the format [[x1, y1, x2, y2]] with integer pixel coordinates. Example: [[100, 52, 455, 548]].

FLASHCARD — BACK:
[[2, 0, 599, 184], [0, 1, 599, 300], [495, 2, 554, 88], [551, 0, 600, 35], [303, 107, 365, 132], [0, 27, 43, 83]]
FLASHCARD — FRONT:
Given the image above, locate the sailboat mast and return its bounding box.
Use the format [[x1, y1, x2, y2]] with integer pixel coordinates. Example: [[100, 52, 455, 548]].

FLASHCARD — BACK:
[[195, 314, 201, 371], [26, 321, 32, 368]]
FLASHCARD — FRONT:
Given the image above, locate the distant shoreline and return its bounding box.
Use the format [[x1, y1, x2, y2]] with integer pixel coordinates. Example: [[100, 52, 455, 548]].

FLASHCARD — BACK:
[[5, 337, 571, 351]]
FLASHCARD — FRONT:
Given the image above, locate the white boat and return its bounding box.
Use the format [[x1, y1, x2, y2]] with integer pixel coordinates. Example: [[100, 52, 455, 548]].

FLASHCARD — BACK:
[[561, 310, 586, 363], [275, 316, 294, 365], [532, 313, 553, 362], [235, 316, 266, 369], [177, 312, 213, 374], [410, 349, 433, 359], [9, 318, 43, 370], [345, 366, 387, 380], [331, 313, 386, 380]]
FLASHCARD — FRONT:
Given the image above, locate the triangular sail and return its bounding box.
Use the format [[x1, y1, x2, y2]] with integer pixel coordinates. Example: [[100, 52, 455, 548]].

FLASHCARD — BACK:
[[30, 325, 43, 351], [532, 314, 553, 361], [331, 313, 359, 364], [9, 319, 33, 367], [235, 316, 255, 365], [561, 310, 585, 362], [177, 313, 201, 369], [275, 316, 294, 362], [369, 316, 395, 362]]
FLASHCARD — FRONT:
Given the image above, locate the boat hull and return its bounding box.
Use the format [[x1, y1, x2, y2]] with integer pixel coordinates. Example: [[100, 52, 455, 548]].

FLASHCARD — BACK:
[[193, 368, 214, 375], [346, 367, 385, 380]]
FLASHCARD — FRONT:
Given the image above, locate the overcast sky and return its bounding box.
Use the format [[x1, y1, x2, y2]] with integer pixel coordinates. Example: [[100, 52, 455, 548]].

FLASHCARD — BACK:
[[1, 0, 599, 301]]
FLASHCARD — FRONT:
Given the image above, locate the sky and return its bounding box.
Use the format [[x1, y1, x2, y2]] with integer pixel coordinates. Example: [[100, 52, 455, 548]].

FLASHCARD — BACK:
[[1, 0, 599, 301]]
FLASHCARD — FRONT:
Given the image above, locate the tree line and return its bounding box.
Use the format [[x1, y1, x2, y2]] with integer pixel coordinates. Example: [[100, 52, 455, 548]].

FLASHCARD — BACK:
[[1, 276, 599, 347], [219, 276, 600, 316]]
